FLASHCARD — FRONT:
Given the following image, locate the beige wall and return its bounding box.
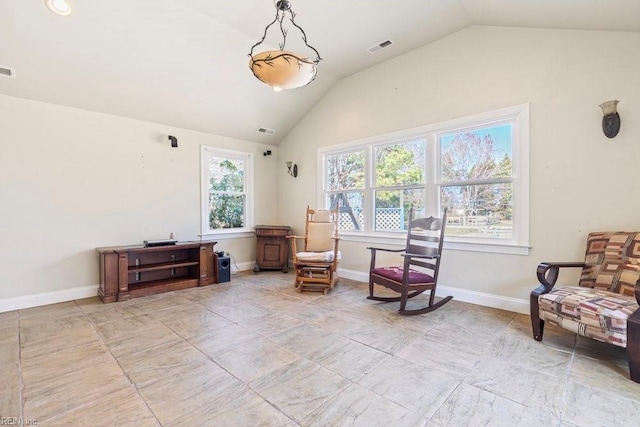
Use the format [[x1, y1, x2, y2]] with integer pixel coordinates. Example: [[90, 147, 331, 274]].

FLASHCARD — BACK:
[[2, 25, 640, 310], [0, 94, 279, 301], [277, 26, 640, 306]]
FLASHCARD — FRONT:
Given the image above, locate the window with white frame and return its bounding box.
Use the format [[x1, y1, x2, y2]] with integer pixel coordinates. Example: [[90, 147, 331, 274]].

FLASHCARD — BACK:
[[201, 146, 253, 235], [319, 104, 529, 254], [438, 122, 514, 241]]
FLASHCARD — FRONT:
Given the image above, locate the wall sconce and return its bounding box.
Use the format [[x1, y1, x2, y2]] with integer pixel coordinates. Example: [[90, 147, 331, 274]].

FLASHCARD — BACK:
[[599, 100, 620, 138], [286, 161, 298, 178]]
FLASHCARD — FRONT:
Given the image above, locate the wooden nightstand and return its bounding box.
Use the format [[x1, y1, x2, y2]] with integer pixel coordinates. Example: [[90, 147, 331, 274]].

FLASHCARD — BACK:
[[254, 225, 291, 273]]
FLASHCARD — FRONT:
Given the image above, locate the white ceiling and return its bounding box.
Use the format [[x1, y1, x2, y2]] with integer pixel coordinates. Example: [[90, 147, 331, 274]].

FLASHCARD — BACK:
[[1, 0, 639, 145]]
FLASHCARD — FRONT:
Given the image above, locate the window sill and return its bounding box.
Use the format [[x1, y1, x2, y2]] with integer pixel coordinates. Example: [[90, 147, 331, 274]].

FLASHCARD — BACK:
[[340, 232, 530, 256], [199, 230, 255, 240]]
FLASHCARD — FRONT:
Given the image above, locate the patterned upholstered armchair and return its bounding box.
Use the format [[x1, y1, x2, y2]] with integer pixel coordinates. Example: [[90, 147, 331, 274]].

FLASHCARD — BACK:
[[530, 232, 640, 383]]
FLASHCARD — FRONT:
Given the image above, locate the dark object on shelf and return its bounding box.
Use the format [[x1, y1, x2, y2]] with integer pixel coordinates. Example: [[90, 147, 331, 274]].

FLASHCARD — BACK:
[[96, 241, 217, 303], [254, 225, 291, 273], [218, 256, 231, 283], [143, 239, 178, 247]]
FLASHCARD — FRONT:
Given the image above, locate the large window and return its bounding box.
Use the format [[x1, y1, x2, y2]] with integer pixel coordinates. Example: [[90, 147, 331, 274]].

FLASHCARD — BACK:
[[319, 105, 529, 254], [439, 123, 514, 240], [201, 147, 253, 235]]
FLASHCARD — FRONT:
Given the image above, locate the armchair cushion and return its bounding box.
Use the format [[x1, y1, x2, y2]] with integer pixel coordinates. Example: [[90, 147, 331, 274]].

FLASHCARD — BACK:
[[307, 222, 336, 251], [296, 250, 341, 263], [539, 286, 639, 347], [372, 266, 434, 284], [580, 232, 640, 295]]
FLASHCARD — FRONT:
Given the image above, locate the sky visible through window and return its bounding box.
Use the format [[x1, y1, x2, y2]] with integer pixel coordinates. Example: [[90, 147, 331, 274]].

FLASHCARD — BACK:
[[440, 123, 512, 162]]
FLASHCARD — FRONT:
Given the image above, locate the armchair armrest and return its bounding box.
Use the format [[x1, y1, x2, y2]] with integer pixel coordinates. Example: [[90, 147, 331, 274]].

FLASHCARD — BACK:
[[535, 262, 585, 293]]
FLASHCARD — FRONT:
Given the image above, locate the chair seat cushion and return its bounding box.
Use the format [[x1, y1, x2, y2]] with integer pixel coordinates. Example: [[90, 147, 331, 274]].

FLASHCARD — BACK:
[[372, 266, 434, 284], [296, 250, 341, 262], [538, 286, 639, 347]]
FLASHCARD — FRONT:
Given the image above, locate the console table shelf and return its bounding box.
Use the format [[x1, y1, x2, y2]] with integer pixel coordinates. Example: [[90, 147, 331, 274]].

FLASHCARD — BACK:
[[96, 241, 217, 303], [128, 261, 200, 273]]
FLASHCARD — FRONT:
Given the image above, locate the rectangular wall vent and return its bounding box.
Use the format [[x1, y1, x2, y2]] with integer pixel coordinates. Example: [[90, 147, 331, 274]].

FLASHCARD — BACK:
[[367, 40, 394, 54], [257, 127, 275, 135], [0, 65, 16, 79]]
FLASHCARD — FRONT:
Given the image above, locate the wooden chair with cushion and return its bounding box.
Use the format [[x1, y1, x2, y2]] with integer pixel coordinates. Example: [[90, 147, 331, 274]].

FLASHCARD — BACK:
[[366, 208, 452, 315], [288, 206, 340, 294], [531, 231, 640, 382]]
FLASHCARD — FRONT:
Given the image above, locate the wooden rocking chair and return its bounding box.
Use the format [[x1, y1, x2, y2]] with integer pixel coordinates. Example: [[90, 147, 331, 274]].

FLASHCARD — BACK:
[[367, 208, 451, 315], [288, 206, 340, 294]]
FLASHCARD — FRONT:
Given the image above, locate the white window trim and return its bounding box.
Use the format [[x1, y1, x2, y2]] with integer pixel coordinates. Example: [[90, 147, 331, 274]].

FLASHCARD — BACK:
[[200, 146, 254, 238], [317, 104, 530, 255]]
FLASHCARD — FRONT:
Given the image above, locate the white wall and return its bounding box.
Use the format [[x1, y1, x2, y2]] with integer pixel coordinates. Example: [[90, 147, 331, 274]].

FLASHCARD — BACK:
[[0, 94, 279, 303], [277, 26, 640, 309]]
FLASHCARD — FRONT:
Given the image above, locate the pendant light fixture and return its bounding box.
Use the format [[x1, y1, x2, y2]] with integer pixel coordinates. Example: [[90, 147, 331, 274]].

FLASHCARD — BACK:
[[45, 0, 73, 16], [248, 0, 321, 92]]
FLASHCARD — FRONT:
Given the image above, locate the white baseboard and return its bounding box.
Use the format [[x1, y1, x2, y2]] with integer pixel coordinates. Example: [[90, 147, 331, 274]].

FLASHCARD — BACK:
[[0, 267, 529, 315], [0, 285, 99, 313], [338, 268, 529, 314], [231, 261, 256, 274], [0, 261, 256, 313]]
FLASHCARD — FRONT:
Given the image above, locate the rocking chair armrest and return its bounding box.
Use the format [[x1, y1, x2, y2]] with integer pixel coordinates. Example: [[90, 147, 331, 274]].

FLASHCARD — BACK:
[[367, 246, 403, 271], [535, 262, 585, 293], [366, 247, 404, 253], [287, 235, 302, 260], [402, 252, 440, 260]]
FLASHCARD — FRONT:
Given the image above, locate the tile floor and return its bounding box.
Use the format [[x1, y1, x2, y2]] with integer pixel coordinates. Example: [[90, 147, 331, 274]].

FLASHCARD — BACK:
[[2, 272, 640, 426]]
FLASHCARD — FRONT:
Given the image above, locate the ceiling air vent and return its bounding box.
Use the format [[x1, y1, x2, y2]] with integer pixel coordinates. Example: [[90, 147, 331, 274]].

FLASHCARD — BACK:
[[257, 127, 275, 135], [0, 65, 16, 79], [367, 39, 394, 54]]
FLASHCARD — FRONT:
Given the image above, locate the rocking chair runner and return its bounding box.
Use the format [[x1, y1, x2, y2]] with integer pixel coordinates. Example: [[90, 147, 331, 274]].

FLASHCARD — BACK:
[[367, 208, 452, 315], [288, 206, 340, 294]]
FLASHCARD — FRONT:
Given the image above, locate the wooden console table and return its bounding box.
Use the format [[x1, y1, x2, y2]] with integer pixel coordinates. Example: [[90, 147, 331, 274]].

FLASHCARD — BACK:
[[96, 241, 217, 303], [254, 225, 291, 273]]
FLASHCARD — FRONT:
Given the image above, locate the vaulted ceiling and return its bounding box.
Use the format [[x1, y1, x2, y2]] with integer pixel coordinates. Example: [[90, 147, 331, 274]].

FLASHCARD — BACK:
[[1, 0, 639, 145]]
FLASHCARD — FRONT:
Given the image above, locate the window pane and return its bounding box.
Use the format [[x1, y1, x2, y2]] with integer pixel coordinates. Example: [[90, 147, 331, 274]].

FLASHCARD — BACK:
[[440, 124, 512, 182], [441, 183, 513, 239], [327, 191, 364, 231], [374, 189, 425, 231], [209, 194, 245, 229], [326, 151, 365, 190], [375, 139, 426, 186], [209, 156, 245, 192]]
